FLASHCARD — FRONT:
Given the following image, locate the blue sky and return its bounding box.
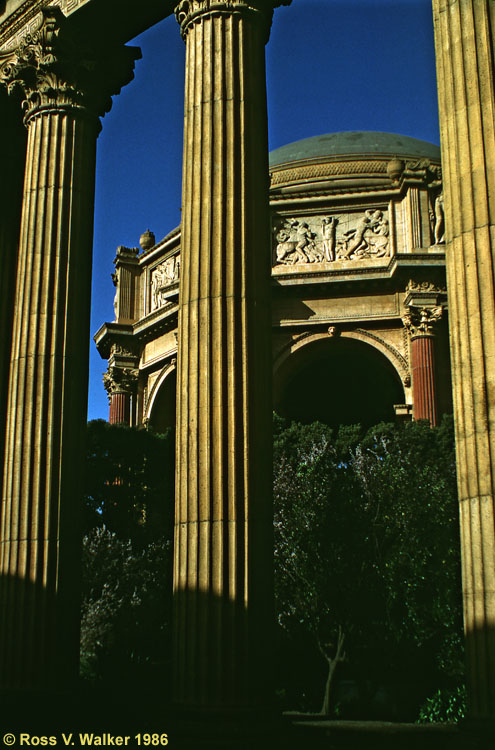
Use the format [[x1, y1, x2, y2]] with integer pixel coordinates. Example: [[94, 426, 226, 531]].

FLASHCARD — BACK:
[[88, 0, 439, 421]]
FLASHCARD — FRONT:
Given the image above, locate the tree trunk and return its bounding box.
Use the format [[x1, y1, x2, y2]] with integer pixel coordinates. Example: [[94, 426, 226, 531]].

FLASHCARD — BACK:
[[318, 627, 346, 716]]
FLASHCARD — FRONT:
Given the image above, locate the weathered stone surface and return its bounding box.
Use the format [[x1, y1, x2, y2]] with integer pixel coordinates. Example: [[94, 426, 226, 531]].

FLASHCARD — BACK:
[[0, 8, 139, 688], [172, 0, 284, 709], [0, 88, 25, 517], [432, 0, 495, 719]]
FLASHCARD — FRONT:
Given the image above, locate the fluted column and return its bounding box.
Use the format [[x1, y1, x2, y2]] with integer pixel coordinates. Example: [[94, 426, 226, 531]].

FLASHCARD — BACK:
[[109, 392, 130, 425], [0, 89, 26, 502], [403, 305, 443, 426], [104, 365, 138, 426], [173, 0, 290, 710], [0, 8, 139, 689], [433, 0, 495, 720]]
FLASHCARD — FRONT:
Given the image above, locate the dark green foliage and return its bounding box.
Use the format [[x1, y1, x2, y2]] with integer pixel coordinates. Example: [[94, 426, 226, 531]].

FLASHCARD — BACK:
[[81, 416, 464, 718], [273, 415, 464, 719], [83, 420, 175, 545], [80, 527, 173, 687], [80, 422, 175, 686], [417, 685, 466, 723]]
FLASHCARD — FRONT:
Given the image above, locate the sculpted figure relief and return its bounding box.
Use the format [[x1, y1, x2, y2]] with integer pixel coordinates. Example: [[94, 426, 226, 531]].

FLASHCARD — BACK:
[[322, 216, 337, 261], [274, 209, 390, 266], [151, 255, 180, 311], [275, 220, 323, 264], [434, 193, 445, 244]]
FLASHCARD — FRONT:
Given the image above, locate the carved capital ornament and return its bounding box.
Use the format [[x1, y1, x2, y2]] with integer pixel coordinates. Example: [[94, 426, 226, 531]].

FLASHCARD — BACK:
[[402, 305, 443, 338], [0, 7, 141, 125], [103, 367, 139, 402], [175, 0, 291, 39]]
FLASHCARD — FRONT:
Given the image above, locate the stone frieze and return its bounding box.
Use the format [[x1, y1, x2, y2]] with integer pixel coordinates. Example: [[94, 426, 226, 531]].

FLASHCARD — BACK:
[[150, 254, 180, 311], [273, 209, 390, 266]]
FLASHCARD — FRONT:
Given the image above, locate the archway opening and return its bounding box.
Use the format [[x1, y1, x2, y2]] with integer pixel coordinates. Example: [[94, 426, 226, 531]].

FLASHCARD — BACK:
[[275, 337, 404, 429], [148, 370, 177, 433]]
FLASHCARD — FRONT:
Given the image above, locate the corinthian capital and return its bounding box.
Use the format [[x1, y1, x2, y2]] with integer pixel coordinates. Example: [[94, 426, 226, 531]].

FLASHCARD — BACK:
[[103, 366, 139, 402], [175, 0, 291, 39], [0, 7, 141, 125], [402, 305, 443, 338]]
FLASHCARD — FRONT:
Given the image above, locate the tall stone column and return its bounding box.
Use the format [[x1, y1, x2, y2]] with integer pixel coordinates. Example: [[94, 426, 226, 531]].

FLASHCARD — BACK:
[[173, 0, 290, 711], [0, 89, 26, 503], [402, 304, 443, 426], [0, 8, 139, 689], [432, 0, 495, 720]]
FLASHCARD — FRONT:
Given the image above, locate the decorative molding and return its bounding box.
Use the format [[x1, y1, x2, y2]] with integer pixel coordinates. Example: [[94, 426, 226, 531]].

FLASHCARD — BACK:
[[404, 157, 442, 183], [0, 7, 140, 123], [103, 365, 139, 401], [402, 304, 443, 338], [270, 159, 389, 186], [144, 358, 177, 422], [353, 328, 410, 382], [274, 327, 410, 387], [175, 0, 290, 40], [109, 342, 138, 359], [406, 278, 446, 295]]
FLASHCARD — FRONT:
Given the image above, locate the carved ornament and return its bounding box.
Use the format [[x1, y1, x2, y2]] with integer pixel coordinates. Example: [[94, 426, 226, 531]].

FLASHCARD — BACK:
[[116, 245, 139, 262], [354, 328, 410, 383], [0, 7, 140, 124], [103, 366, 139, 401], [151, 255, 181, 311], [406, 279, 446, 295], [175, 0, 291, 39], [404, 158, 442, 183], [402, 305, 443, 338], [273, 209, 390, 266], [110, 343, 137, 359], [429, 192, 445, 245], [270, 159, 388, 187]]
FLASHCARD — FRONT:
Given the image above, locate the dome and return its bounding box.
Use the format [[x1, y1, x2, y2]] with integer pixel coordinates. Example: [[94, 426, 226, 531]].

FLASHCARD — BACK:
[[269, 131, 441, 167]]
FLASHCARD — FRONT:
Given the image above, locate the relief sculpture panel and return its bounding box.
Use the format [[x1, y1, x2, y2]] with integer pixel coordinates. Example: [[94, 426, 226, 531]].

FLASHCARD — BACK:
[[273, 209, 390, 266], [150, 254, 180, 311]]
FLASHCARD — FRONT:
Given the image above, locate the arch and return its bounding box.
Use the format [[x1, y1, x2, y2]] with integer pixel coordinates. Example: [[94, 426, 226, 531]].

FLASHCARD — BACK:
[[274, 329, 410, 390], [274, 331, 408, 428], [144, 359, 177, 431]]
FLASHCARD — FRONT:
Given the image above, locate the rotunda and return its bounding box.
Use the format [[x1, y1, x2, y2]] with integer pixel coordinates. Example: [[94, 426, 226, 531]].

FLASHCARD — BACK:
[[95, 131, 450, 430]]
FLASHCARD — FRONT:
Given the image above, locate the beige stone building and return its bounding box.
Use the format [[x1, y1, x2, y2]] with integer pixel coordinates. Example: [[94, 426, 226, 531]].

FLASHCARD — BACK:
[[2, 0, 495, 722], [96, 131, 451, 431]]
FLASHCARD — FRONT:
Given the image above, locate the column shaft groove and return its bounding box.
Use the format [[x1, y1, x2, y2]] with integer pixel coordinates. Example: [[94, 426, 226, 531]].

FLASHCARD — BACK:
[[174, 5, 273, 710], [0, 110, 97, 688], [433, 0, 495, 719]]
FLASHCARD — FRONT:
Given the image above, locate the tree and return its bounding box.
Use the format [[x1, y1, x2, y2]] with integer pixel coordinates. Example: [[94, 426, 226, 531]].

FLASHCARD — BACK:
[[83, 420, 175, 545], [80, 527, 173, 686], [273, 415, 463, 718], [80, 422, 175, 685]]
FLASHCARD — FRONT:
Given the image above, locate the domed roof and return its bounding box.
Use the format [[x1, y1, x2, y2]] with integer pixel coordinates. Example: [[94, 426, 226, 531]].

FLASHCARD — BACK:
[[269, 131, 441, 167]]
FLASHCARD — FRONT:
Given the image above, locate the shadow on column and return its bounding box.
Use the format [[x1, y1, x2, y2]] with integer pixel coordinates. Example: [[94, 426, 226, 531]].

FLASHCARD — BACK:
[[0, 88, 26, 491]]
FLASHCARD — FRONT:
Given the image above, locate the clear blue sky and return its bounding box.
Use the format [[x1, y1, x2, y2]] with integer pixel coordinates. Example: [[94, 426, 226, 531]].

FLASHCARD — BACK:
[[88, 0, 439, 421]]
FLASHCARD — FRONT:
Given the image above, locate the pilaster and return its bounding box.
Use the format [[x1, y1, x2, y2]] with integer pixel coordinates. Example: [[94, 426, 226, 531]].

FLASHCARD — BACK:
[[0, 7, 140, 688], [432, 0, 495, 719], [173, 0, 289, 710], [113, 244, 140, 323]]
